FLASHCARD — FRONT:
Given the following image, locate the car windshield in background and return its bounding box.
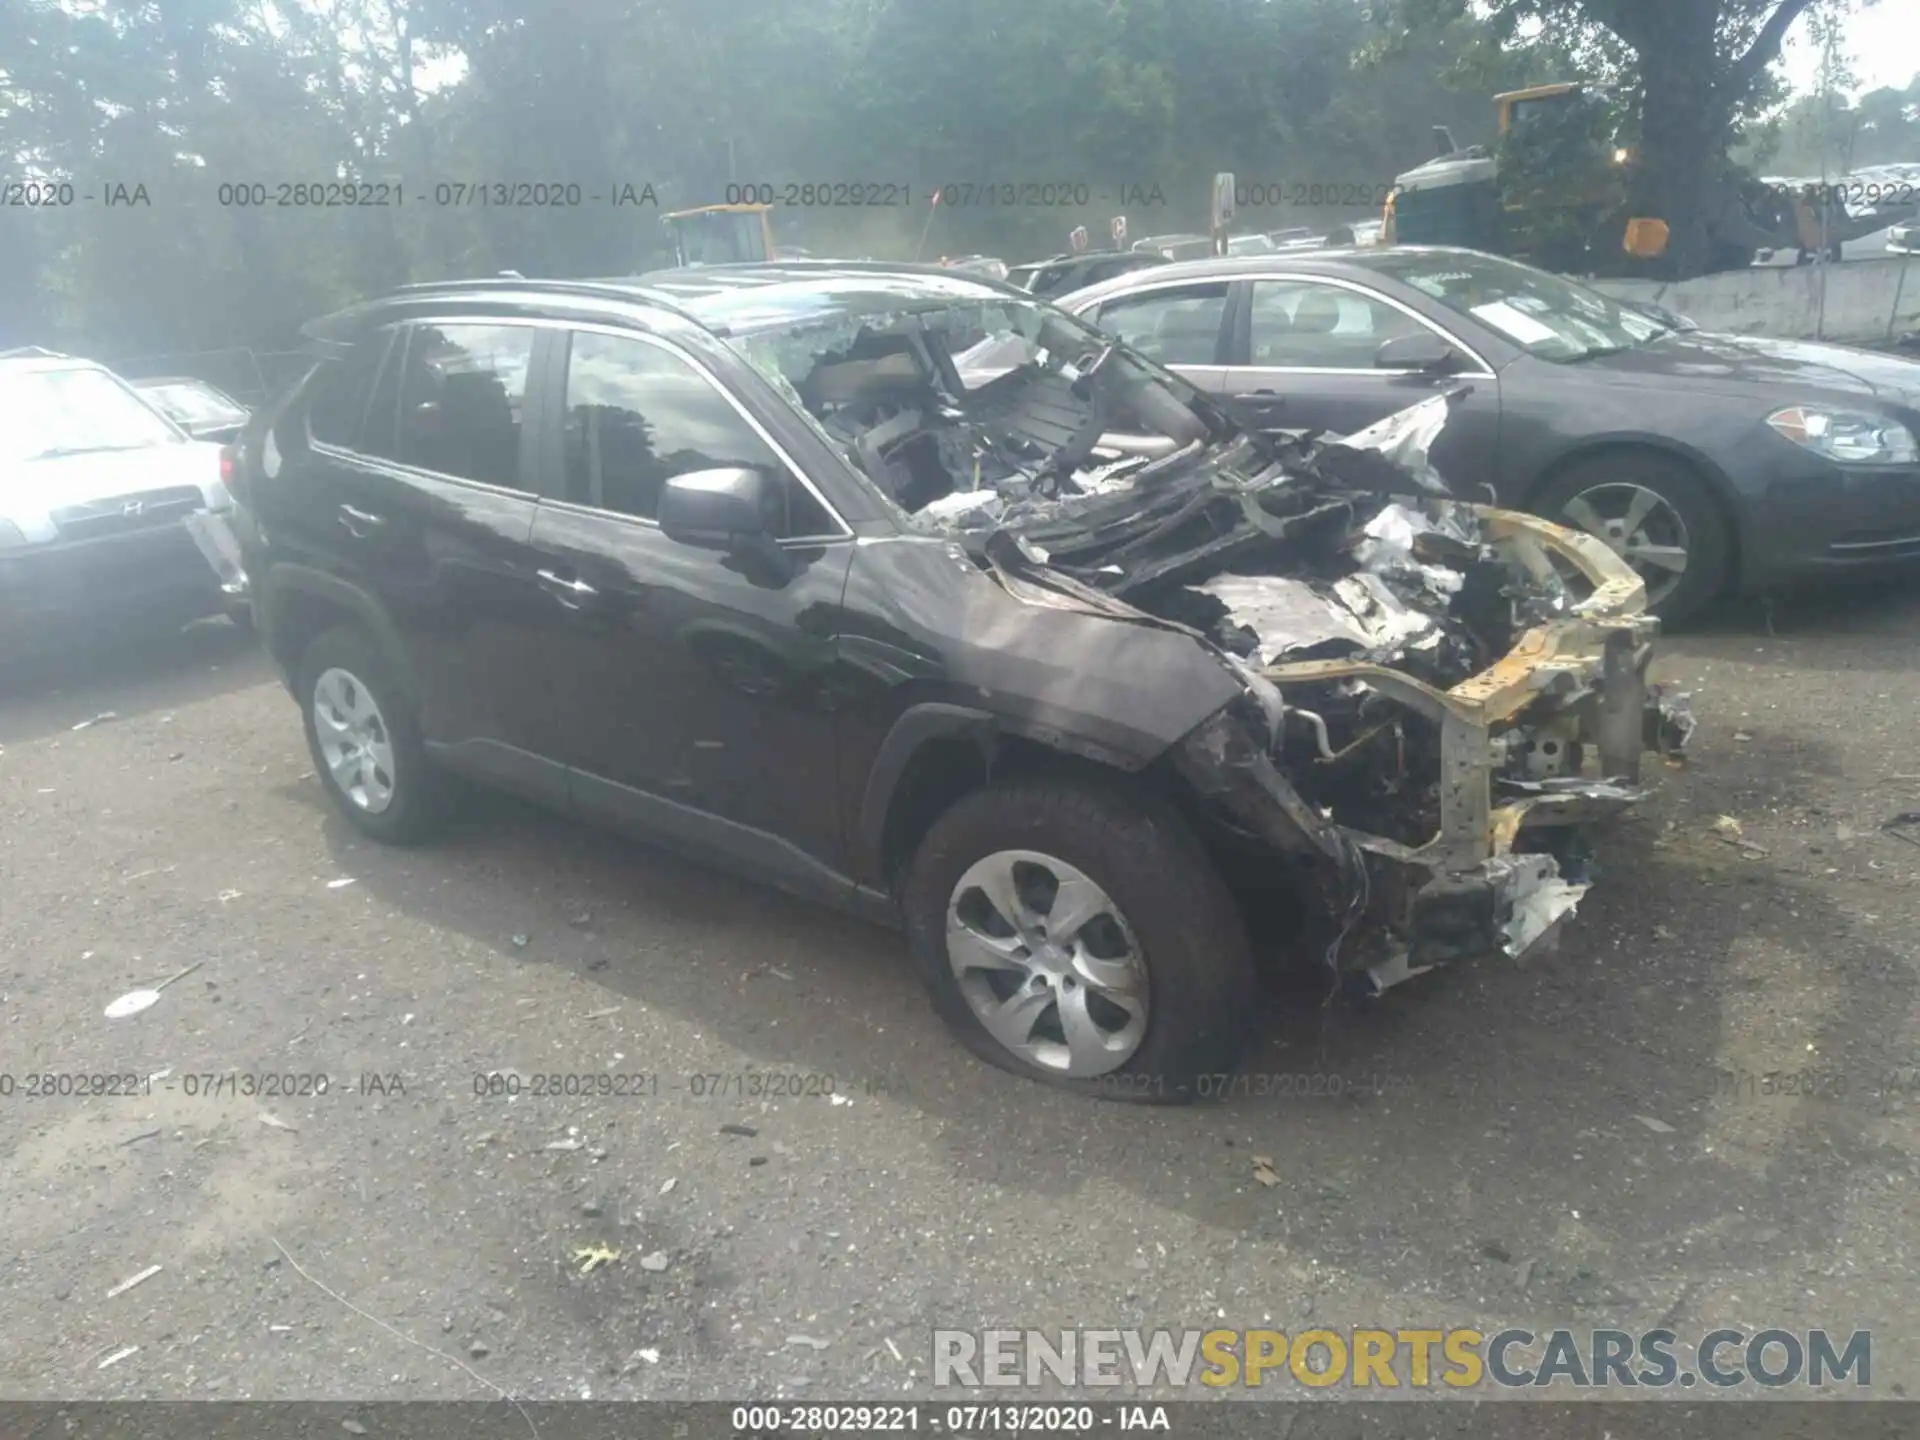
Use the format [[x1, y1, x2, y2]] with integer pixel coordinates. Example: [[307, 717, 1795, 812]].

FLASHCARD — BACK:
[[0, 365, 184, 462], [1363, 250, 1668, 361], [140, 382, 247, 428]]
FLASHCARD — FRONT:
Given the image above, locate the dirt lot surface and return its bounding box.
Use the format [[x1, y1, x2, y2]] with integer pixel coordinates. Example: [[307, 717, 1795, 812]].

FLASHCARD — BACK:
[[3, 584, 1919, 1411]]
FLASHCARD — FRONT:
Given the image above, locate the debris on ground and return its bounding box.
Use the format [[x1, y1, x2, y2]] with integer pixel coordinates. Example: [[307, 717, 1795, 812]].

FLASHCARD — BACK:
[[719, 1123, 758, 1137], [1708, 814, 1769, 857], [637, 1251, 669, 1272], [543, 1137, 583, 1153], [341, 1421, 368, 1435], [96, 1345, 139, 1370], [1635, 1115, 1678, 1134], [105, 1264, 163, 1298], [786, 1334, 830, 1350], [573, 1244, 620, 1275], [582, 1006, 621, 1021], [1252, 1156, 1280, 1188], [71, 712, 120, 731], [119, 1128, 161, 1147], [326, 877, 357, 889], [659, 1178, 677, 1195], [510, 934, 529, 949], [258, 1112, 298, 1132], [103, 961, 203, 1019], [1882, 812, 1920, 849]]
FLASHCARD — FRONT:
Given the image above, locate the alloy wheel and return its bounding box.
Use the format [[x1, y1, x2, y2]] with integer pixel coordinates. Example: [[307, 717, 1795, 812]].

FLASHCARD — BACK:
[[1559, 482, 1691, 608], [945, 850, 1149, 1077], [312, 666, 397, 814]]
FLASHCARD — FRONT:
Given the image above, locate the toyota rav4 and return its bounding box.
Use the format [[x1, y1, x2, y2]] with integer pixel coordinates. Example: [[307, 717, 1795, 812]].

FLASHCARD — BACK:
[[222, 265, 1686, 1101]]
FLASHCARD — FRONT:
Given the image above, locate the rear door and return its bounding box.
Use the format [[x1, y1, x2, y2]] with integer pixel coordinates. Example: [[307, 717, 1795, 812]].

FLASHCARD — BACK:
[[523, 325, 858, 890], [1076, 280, 1230, 393], [283, 319, 565, 793], [1221, 274, 1502, 477]]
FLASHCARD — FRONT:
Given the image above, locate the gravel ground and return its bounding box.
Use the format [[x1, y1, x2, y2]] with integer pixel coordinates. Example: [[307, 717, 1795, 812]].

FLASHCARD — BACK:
[[2, 583, 1919, 1408]]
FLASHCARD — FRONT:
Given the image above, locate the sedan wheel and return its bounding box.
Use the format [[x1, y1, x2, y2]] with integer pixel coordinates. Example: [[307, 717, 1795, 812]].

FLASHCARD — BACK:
[[1559, 481, 1691, 609], [311, 666, 397, 814], [945, 849, 1149, 1077]]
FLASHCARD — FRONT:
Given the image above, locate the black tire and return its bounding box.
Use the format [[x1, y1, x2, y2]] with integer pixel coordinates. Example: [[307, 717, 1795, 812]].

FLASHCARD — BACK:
[[901, 776, 1259, 1104], [1532, 452, 1731, 625], [295, 625, 451, 844]]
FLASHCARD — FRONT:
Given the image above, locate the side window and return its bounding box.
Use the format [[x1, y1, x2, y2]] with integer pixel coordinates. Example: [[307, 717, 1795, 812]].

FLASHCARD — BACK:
[[1089, 284, 1229, 366], [392, 323, 536, 489], [305, 330, 394, 450], [562, 331, 837, 539], [1247, 280, 1427, 369]]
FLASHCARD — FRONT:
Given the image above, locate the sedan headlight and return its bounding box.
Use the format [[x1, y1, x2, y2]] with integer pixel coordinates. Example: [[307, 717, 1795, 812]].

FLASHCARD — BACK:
[[0, 519, 29, 552], [1767, 406, 1919, 465]]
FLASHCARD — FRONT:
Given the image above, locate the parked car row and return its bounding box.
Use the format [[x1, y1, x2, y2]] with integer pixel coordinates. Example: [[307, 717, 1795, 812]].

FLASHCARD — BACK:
[[28, 244, 1920, 1102]]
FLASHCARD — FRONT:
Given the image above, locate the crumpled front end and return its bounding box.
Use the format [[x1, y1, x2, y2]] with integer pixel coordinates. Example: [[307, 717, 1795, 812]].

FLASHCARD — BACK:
[[976, 393, 1692, 992]]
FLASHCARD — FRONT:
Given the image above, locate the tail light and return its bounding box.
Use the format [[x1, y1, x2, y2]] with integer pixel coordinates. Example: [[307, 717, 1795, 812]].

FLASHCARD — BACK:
[[218, 440, 248, 509]]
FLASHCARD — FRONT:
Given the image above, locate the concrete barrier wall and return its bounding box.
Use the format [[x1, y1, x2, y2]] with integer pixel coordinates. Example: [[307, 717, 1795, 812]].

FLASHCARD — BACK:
[[1589, 255, 1920, 345]]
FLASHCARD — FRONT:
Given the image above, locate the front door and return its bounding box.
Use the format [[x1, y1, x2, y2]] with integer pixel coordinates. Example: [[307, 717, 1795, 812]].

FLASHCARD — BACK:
[[524, 326, 858, 893]]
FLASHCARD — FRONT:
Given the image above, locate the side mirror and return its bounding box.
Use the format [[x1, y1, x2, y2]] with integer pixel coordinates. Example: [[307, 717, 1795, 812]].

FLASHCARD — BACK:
[[1375, 332, 1458, 373], [658, 466, 774, 550]]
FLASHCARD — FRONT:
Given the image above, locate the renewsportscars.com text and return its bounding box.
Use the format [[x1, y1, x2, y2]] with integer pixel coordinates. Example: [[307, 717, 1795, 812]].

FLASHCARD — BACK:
[[933, 1327, 1872, 1390]]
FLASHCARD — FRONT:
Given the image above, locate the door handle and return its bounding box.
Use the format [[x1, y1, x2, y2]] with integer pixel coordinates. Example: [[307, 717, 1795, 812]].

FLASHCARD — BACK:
[[536, 568, 599, 608], [337, 504, 386, 537], [1250, 388, 1283, 398]]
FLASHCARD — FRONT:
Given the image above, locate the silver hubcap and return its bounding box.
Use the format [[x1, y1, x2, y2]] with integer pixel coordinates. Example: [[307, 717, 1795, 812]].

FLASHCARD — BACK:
[[945, 850, 1149, 1077], [1561, 483, 1690, 606], [312, 667, 397, 814]]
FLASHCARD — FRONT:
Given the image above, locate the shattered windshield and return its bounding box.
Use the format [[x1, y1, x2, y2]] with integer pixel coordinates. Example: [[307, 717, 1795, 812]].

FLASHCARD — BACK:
[[726, 292, 1236, 530], [1364, 250, 1666, 361]]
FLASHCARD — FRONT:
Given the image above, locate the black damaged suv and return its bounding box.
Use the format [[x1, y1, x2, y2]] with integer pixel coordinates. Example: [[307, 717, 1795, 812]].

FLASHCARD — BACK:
[[229, 265, 1672, 1101]]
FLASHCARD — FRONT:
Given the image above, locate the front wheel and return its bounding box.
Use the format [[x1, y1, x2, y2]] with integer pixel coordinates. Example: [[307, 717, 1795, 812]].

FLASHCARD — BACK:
[[1533, 454, 1731, 624], [901, 777, 1259, 1103]]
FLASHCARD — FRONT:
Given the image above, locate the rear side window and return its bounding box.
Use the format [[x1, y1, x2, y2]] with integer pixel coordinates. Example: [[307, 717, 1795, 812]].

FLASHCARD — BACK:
[[306, 331, 394, 449], [391, 323, 537, 490], [1090, 283, 1230, 366]]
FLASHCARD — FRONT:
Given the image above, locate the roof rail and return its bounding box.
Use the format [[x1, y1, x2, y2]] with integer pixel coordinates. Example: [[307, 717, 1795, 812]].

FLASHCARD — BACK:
[[0, 344, 65, 359], [318, 276, 714, 333]]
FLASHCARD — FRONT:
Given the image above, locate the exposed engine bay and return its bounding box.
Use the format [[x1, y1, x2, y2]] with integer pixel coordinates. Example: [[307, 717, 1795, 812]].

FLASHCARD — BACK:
[[735, 296, 1692, 993]]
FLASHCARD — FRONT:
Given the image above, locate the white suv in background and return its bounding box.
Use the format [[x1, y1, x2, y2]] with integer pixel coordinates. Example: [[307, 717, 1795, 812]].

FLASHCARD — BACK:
[[0, 350, 242, 653]]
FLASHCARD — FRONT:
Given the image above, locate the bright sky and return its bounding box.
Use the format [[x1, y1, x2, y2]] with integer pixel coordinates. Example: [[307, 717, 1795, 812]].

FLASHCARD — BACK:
[[1779, 1, 1920, 97]]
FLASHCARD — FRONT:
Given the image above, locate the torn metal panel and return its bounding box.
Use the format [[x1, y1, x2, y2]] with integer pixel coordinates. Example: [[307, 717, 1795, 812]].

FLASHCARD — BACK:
[[1190, 575, 1375, 661], [1492, 854, 1590, 958]]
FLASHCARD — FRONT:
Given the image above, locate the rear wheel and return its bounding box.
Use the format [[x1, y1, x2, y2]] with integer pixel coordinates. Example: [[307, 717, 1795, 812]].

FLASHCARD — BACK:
[[1534, 453, 1731, 623], [901, 777, 1259, 1103], [296, 626, 451, 844]]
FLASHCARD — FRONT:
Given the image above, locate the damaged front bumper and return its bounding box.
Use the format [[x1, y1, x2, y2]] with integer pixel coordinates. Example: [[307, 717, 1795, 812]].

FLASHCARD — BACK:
[[1175, 504, 1691, 995]]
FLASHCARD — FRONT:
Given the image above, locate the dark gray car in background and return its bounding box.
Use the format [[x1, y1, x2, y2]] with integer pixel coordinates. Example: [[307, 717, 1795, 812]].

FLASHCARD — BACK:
[[1058, 246, 1920, 620]]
